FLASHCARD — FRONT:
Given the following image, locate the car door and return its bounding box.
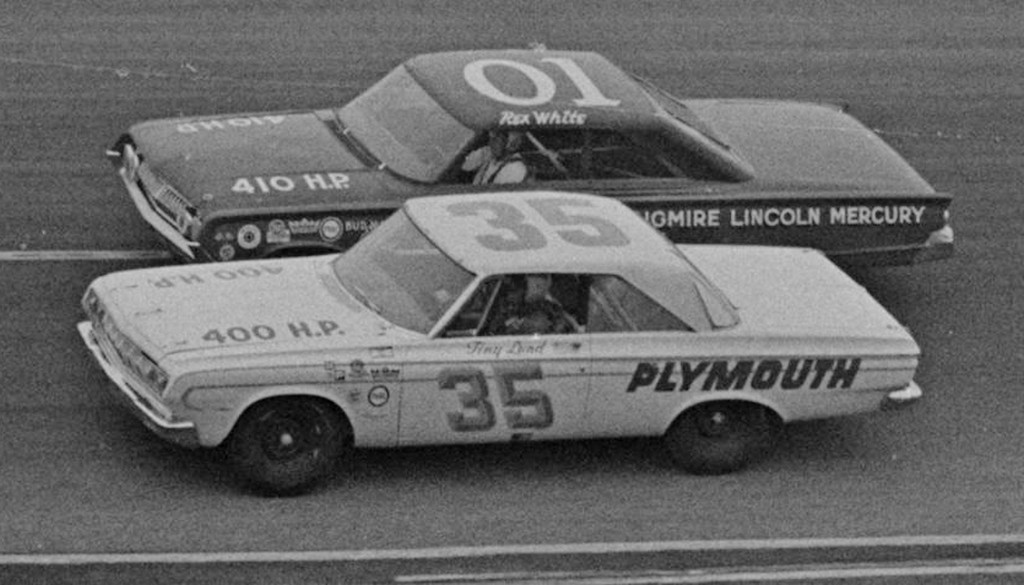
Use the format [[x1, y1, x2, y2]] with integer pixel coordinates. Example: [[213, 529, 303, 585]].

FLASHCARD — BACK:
[[397, 275, 592, 446], [582, 274, 708, 437]]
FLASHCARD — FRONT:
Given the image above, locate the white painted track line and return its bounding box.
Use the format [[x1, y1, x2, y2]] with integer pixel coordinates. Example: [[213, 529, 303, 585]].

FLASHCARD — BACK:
[[396, 560, 1024, 583], [2, 534, 1024, 566], [0, 250, 172, 261]]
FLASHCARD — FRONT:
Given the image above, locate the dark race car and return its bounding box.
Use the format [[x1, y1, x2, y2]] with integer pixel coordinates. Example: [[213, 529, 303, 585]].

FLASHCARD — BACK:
[[107, 48, 953, 265]]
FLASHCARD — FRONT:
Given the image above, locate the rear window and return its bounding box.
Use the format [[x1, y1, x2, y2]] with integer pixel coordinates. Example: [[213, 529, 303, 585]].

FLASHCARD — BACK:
[[587, 275, 692, 332]]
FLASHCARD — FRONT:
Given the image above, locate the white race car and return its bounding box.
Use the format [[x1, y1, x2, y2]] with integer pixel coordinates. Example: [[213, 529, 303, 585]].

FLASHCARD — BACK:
[[78, 190, 922, 494]]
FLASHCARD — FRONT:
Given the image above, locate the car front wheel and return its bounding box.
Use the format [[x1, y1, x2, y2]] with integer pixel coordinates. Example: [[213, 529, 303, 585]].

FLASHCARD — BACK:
[[229, 398, 349, 495], [664, 402, 779, 475]]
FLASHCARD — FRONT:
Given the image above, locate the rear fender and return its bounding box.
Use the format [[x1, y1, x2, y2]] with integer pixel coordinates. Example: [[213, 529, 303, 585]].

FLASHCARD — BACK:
[[664, 395, 787, 435]]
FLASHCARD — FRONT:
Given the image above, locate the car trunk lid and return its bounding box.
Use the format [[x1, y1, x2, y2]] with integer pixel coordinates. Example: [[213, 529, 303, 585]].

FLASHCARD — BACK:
[[679, 244, 916, 347]]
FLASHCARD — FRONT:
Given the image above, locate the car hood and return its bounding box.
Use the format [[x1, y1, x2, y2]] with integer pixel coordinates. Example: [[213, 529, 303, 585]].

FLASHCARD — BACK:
[[127, 109, 390, 211], [684, 99, 934, 193], [679, 244, 917, 349], [88, 256, 418, 361]]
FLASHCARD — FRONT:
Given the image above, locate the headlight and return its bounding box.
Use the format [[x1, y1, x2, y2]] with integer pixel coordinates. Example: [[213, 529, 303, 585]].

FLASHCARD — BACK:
[[85, 288, 170, 396], [83, 287, 102, 317], [135, 353, 170, 392]]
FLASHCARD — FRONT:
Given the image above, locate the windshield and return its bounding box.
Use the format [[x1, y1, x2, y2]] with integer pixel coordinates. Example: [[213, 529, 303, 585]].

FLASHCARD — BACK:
[[338, 66, 476, 183], [331, 210, 475, 333]]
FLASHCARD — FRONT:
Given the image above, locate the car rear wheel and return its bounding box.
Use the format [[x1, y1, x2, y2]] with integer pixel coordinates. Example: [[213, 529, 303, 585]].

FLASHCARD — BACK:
[[229, 398, 350, 495], [664, 402, 779, 475]]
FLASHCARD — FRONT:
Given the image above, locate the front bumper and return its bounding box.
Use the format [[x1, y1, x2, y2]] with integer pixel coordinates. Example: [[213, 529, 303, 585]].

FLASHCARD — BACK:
[[77, 321, 199, 447], [830, 225, 954, 267], [881, 380, 923, 411]]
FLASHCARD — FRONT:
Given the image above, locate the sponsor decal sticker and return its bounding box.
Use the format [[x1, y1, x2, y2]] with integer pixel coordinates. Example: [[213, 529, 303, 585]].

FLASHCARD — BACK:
[[266, 219, 291, 244], [370, 366, 400, 381], [237, 224, 262, 249], [287, 218, 320, 235], [368, 385, 390, 407], [325, 361, 346, 381], [344, 218, 383, 234], [346, 359, 400, 381], [218, 244, 235, 261], [350, 359, 366, 378], [320, 217, 343, 241]]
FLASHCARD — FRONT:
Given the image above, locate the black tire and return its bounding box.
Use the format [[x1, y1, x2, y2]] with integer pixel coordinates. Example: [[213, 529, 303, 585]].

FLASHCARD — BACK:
[[228, 398, 349, 495], [664, 402, 779, 475]]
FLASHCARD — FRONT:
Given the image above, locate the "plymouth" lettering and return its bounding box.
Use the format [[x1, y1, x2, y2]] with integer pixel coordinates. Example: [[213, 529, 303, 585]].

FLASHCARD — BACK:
[[625, 358, 861, 392]]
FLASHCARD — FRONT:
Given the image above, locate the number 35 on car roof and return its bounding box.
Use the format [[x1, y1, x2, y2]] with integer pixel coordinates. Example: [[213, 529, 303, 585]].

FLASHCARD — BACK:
[[444, 198, 631, 252]]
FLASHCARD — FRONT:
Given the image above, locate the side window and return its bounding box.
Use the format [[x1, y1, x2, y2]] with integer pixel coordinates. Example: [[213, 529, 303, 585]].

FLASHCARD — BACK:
[[587, 275, 691, 332], [448, 130, 585, 183], [588, 131, 678, 179], [443, 274, 589, 337], [484, 274, 587, 336], [440, 277, 501, 337], [519, 130, 583, 181], [518, 130, 684, 181]]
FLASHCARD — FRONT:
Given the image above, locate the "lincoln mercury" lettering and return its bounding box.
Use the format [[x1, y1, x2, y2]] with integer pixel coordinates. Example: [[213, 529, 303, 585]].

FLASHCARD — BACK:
[[625, 358, 861, 393]]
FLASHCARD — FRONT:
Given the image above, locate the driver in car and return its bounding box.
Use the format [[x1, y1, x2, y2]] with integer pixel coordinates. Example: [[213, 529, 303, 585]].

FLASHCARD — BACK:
[[495, 274, 579, 335], [462, 130, 529, 185]]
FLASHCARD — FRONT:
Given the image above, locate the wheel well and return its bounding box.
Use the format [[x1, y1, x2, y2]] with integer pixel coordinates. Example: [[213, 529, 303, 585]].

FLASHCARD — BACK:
[[232, 395, 353, 444], [662, 399, 784, 475], [669, 399, 784, 434]]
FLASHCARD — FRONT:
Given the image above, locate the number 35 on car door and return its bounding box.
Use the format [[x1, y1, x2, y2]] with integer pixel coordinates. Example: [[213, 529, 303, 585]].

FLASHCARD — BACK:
[[398, 339, 591, 445]]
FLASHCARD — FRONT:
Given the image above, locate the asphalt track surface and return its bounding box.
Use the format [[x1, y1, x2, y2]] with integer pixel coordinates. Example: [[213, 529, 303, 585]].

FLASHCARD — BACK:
[[1, 1, 1023, 583]]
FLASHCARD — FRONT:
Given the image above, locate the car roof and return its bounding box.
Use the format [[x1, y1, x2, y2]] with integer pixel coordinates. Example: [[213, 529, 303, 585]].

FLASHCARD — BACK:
[[403, 49, 662, 131], [404, 190, 686, 277]]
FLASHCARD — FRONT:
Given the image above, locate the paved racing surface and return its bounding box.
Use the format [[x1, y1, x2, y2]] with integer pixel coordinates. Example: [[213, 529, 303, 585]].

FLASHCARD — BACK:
[[2, 1, 1023, 583]]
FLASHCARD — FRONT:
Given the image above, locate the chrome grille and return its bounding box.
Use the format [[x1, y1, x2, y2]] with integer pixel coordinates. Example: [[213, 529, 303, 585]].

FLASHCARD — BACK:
[[135, 164, 196, 234]]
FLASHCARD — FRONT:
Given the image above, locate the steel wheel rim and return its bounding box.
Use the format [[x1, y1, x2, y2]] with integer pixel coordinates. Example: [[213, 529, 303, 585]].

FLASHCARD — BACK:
[[257, 410, 320, 462], [695, 407, 735, 439]]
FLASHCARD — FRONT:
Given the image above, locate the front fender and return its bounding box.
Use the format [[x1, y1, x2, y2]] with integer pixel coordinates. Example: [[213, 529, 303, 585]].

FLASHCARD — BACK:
[[181, 385, 354, 447]]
